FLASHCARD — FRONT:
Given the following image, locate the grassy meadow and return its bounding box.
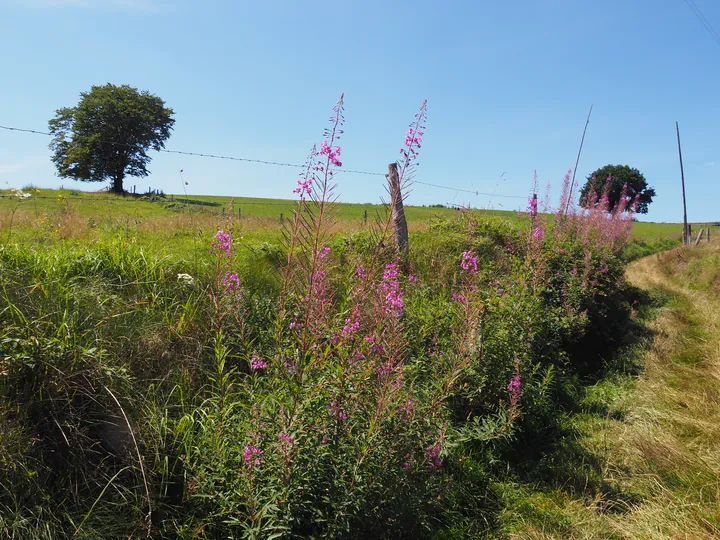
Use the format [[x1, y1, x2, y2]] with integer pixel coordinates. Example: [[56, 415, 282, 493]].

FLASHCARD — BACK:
[[1, 183, 719, 538], [1, 187, 712, 252]]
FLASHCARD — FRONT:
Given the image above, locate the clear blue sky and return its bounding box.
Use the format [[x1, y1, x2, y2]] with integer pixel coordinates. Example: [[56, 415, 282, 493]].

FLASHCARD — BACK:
[[1, 0, 718, 222]]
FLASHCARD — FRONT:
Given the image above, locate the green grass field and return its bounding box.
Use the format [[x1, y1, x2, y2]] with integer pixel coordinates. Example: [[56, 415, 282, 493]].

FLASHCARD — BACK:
[[3, 184, 719, 538], [1, 188, 713, 241]]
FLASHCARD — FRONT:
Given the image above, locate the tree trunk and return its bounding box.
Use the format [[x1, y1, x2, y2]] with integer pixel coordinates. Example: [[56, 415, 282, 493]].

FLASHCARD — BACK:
[[112, 173, 124, 194]]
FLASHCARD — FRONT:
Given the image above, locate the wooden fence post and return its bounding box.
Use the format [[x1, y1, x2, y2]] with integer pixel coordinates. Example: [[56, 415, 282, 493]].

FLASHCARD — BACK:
[[387, 162, 409, 258], [280, 213, 284, 223], [708, 228, 711, 242], [694, 228, 704, 247], [363, 209, 367, 225], [238, 208, 241, 219]]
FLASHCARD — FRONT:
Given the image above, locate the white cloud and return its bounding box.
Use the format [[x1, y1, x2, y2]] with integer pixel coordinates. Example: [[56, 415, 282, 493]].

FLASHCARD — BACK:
[[17, 0, 160, 13]]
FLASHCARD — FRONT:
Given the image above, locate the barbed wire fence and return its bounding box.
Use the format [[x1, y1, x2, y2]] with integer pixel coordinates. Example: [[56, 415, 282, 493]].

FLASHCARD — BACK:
[[0, 123, 530, 218]]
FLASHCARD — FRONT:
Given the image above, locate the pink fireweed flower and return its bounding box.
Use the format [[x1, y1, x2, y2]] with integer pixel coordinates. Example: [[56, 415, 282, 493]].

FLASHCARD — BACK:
[[380, 263, 404, 314], [461, 251, 479, 273], [293, 178, 313, 197], [452, 292, 467, 305], [319, 141, 342, 167], [533, 227, 545, 240], [404, 127, 423, 148], [328, 401, 348, 422], [222, 272, 241, 292], [278, 433, 294, 445], [383, 264, 399, 281], [508, 366, 521, 408], [527, 195, 538, 218], [210, 230, 232, 255], [355, 265, 366, 279], [426, 443, 443, 471], [377, 362, 396, 376], [250, 353, 268, 370], [243, 444, 262, 468], [408, 274, 418, 284], [342, 317, 360, 335], [318, 246, 331, 259]]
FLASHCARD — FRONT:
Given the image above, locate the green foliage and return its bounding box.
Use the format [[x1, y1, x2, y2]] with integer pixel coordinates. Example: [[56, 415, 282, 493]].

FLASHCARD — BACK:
[[580, 164, 656, 214], [622, 237, 681, 261], [48, 84, 175, 194], [0, 197, 660, 537]]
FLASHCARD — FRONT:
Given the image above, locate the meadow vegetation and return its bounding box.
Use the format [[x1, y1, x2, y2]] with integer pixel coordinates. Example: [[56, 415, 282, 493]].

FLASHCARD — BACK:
[[1, 96, 716, 538]]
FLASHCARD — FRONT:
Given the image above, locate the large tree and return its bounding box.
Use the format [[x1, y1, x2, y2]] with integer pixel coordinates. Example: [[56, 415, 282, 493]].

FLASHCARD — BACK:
[[579, 164, 656, 214], [49, 84, 175, 194]]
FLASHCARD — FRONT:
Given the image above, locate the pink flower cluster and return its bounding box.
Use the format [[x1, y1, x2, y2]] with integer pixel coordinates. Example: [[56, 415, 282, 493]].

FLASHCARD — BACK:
[[222, 272, 241, 292], [461, 251, 479, 273], [508, 370, 521, 408], [533, 227, 545, 240], [319, 141, 342, 167], [328, 401, 348, 422], [243, 444, 262, 468], [278, 433, 294, 445], [425, 443, 443, 471], [342, 317, 360, 336], [293, 178, 313, 197], [528, 195, 538, 218], [400, 100, 427, 161], [211, 230, 232, 255], [380, 263, 404, 314], [404, 127, 424, 148], [250, 353, 268, 370]]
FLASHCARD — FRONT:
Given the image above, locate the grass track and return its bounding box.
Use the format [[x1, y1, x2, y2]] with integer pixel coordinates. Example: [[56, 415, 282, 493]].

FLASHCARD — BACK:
[[503, 242, 720, 538]]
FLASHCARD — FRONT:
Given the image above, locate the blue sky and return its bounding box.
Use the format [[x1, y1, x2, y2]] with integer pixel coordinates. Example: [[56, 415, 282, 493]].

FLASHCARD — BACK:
[[1, 0, 718, 222]]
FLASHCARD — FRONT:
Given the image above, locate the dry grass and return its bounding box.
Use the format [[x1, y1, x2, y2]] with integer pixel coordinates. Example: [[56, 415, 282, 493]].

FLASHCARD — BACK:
[[599, 243, 720, 538]]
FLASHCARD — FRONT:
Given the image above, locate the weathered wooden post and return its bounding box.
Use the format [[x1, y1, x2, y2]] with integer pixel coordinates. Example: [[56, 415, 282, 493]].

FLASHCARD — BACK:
[[387, 162, 409, 258], [708, 228, 711, 242], [280, 213, 284, 223], [363, 209, 367, 225], [694, 228, 704, 247], [238, 208, 241, 219]]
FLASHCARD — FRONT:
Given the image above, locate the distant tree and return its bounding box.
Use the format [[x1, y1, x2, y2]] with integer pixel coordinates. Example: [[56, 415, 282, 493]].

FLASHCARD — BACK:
[[49, 84, 175, 194], [579, 164, 656, 214]]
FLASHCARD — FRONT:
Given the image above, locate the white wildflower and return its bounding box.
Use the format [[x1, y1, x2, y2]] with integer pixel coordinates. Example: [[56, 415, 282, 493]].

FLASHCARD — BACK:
[[177, 273, 195, 286]]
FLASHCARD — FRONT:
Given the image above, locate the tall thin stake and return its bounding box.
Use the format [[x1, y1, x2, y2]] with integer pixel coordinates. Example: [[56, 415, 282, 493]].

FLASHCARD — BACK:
[[676, 121, 689, 245], [565, 104, 593, 214]]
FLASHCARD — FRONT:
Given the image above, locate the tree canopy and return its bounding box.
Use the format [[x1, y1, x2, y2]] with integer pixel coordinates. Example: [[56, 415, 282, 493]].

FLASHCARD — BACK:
[[49, 84, 175, 194], [579, 164, 656, 214]]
